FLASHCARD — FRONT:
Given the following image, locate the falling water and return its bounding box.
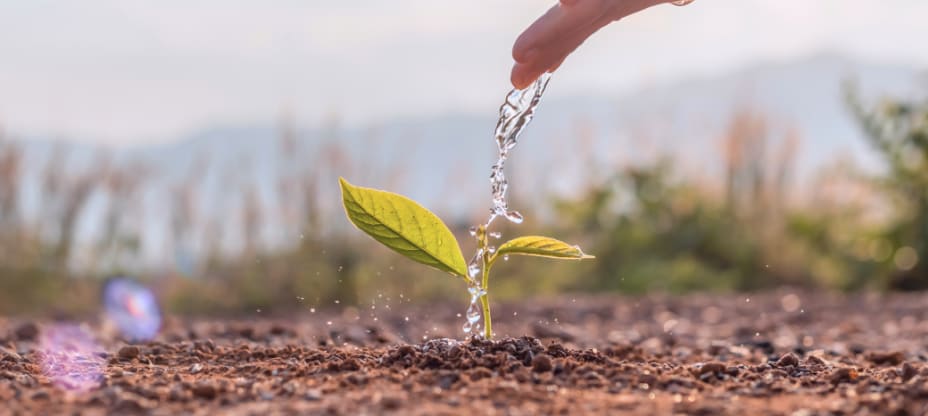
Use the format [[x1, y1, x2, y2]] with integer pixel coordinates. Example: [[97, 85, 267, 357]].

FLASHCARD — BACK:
[[488, 72, 552, 225], [462, 72, 552, 336]]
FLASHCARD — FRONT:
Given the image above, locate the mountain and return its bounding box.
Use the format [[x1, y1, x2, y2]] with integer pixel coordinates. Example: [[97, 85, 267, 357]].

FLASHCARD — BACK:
[[6, 53, 926, 265]]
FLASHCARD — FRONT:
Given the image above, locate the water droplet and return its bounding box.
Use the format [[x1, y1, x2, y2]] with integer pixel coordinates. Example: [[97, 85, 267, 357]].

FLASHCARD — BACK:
[[310, 308, 316, 313], [469, 227, 478, 237], [467, 249, 484, 279], [334, 300, 340, 304], [404, 316, 409, 322], [503, 254, 510, 261], [326, 321, 332, 326], [504, 210, 524, 224], [488, 232, 501, 239], [256, 309, 262, 313]]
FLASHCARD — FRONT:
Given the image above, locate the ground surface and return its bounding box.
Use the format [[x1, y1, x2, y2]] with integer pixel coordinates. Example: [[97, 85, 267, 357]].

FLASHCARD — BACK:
[[3, 291, 928, 415]]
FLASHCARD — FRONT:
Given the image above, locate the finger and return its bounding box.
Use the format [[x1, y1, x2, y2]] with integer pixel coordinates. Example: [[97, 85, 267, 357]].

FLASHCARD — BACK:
[[549, 56, 568, 72], [511, 62, 545, 90], [511, 13, 607, 88], [512, 0, 607, 63]]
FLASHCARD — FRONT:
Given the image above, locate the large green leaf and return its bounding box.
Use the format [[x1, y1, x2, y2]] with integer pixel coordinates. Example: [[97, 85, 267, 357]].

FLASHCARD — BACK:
[[490, 236, 594, 267], [339, 177, 467, 277]]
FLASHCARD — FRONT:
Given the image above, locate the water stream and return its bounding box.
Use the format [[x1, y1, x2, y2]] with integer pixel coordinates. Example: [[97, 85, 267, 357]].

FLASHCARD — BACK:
[[462, 72, 552, 335]]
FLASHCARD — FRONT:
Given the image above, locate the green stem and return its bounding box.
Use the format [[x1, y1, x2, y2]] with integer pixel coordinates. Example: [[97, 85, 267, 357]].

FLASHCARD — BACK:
[[481, 234, 492, 339], [480, 292, 491, 339]]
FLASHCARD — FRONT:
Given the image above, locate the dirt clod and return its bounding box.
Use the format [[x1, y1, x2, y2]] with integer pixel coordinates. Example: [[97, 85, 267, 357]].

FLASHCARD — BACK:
[[694, 362, 727, 378], [830, 368, 859, 385], [901, 362, 918, 381], [775, 352, 799, 368], [191, 382, 217, 400], [531, 354, 553, 372], [867, 351, 905, 366], [117, 346, 140, 360], [13, 322, 38, 341]]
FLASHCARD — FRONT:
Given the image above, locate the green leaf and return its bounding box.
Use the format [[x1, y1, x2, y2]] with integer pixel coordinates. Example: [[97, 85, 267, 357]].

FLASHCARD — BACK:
[[339, 177, 468, 277], [490, 236, 594, 267]]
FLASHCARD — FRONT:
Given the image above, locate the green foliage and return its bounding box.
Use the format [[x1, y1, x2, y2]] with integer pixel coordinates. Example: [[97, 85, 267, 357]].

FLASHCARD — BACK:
[[548, 163, 771, 293], [339, 177, 468, 278], [491, 236, 593, 267], [846, 86, 928, 289], [340, 177, 592, 339]]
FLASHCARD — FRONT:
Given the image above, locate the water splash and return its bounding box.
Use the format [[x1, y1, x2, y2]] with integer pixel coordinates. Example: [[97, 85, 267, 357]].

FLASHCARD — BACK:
[[102, 278, 162, 342], [462, 285, 486, 334], [462, 73, 552, 336]]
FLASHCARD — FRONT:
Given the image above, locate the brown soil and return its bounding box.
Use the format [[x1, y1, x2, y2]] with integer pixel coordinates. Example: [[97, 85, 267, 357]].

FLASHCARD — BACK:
[[3, 291, 928, 415]]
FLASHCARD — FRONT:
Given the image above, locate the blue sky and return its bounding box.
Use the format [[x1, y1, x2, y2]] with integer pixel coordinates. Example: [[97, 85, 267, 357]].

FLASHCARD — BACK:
[[1, 0, 926, 146]]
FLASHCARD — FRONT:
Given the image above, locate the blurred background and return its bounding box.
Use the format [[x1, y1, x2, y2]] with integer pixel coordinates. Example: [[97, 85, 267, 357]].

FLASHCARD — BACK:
[[1, 0, 927, 316]]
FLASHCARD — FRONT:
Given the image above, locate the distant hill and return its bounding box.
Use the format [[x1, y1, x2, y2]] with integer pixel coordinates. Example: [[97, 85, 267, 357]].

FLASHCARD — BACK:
[[7, 53, 926, 265]]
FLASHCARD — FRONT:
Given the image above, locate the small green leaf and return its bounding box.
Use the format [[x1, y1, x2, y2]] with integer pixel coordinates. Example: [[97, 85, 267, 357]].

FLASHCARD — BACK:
[[339, 177, 468, 277], [490, 236, 594, 267]]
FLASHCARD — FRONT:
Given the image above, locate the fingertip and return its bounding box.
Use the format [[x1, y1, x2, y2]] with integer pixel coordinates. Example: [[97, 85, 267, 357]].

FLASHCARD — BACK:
[[511, 63, 548, 90], [511, 65, 530, 89]]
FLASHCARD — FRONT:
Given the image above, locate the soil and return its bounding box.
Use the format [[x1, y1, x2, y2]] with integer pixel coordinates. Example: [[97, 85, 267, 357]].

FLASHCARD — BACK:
[[3, 291, 928, 415]]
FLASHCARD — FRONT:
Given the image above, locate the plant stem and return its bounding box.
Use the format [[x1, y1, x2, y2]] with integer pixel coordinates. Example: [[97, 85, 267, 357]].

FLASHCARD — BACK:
[[479, 225, 493, 339], [480, 293, 491, 339], [480, 261, 492, 339]]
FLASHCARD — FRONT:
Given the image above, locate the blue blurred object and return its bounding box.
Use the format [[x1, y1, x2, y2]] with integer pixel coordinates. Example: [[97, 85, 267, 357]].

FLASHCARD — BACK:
[[102, 278, 162, 342]]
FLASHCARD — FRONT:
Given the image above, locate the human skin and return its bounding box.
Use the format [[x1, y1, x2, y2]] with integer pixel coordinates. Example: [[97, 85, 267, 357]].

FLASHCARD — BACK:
[[511, 0, 687, 89]]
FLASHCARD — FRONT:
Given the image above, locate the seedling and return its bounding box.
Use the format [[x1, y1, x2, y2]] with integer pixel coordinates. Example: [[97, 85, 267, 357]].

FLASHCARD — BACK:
[[339, 177, 592, 339]]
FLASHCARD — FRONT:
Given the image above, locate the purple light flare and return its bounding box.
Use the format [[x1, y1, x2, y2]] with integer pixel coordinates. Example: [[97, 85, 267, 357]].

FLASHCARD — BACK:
[[37, 324, 105, 392], [102, 278, 162, 342]]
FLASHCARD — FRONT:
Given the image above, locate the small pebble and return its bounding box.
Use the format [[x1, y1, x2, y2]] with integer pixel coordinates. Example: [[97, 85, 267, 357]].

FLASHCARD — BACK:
[[304, 389, 323, 401], [191, 382, 217, 400], [829, 368, 859, 385], [901, 362, 918, 382], [532, 354, 553, 373], [14, 322, 39, 341], [696, 362, 727, 376], [118, 346, 140, 360], [776, 353, 799, 367]]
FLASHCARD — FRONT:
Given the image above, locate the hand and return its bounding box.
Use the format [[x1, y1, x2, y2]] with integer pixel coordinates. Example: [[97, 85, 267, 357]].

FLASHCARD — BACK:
[[511, 0, 675, 89]]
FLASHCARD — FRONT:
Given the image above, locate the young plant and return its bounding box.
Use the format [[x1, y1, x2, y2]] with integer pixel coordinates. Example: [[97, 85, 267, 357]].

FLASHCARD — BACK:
[[339, 177, 592, 339]]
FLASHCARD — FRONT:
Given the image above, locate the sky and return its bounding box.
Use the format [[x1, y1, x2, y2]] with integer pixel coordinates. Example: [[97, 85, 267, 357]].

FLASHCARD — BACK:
[[0, 0, 926, 146]]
